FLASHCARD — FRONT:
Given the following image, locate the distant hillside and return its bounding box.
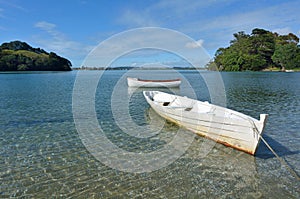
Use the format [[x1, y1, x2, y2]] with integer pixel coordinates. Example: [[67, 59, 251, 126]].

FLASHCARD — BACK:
[[0, 41, 72, 71], [210, 28, 300, 71]]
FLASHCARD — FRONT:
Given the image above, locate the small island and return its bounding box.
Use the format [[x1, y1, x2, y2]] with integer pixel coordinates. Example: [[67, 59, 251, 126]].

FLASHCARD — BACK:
[[208, 28, 300, 71], [0, 41, 72, 71]]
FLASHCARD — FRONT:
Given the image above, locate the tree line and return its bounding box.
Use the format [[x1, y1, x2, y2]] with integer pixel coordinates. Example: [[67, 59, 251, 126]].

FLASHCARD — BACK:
[[210, 28, 300, 71], [0, 41, 72, 71]]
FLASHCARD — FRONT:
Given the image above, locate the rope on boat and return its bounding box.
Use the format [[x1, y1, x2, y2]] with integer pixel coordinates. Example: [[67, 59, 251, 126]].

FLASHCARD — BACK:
[[259, 135, 299, 180], [158, 96, 299, 179], [250, 120, 300, 181]]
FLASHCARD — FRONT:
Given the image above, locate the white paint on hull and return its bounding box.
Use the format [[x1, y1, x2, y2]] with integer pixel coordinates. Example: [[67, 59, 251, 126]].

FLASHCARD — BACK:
[[143, 91, 268, 155], [127, 77, 181, 88]]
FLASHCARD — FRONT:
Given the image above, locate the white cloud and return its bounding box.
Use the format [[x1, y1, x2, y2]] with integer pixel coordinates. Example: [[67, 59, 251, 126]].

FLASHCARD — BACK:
[[78, 0, 88, 4], [118, 0, 238, 28], [272, 27, 293, 35], [185, 39, 204, 49], [188, 1, 299, 34], [30, 0, 300, 66], [34, 21, 94, 67], [0, 1, 27, 12], [118, 9, 160, 27], [131, 62, 137, 67], [117, 0, 300, 56], [35, 21, 56, 31], [177, 0, 300, 53], [153, 0, 235, 17], [34, 21, 68, 43], [83, 28, 210, 68]]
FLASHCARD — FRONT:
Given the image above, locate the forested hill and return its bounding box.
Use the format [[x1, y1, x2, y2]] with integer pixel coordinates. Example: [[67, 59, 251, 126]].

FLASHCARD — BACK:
[[211, 28, 300, 71], [0, 41, 72, 71]]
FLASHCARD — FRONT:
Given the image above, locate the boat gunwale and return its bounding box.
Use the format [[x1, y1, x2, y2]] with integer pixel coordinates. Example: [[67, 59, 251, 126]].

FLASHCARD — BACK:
[[145, 91, 260, 128], [129, 77, 181, 83], [150, 102, 257, 131]]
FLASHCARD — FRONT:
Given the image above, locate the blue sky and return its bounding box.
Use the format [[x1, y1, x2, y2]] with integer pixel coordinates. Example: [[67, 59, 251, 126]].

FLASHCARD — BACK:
[[1, 0, 300, 67]]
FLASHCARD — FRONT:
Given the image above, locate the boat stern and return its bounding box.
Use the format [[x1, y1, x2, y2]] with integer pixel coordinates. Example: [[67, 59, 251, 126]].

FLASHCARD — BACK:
[[258, 114, 268, 134], [250, 114, 268, 155]]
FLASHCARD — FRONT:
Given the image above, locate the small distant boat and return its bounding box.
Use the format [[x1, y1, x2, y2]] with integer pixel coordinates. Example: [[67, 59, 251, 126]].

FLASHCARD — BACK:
[[285, 70, 294, 73], [127, 77, 181, 88], [143, 91, 268, 155]]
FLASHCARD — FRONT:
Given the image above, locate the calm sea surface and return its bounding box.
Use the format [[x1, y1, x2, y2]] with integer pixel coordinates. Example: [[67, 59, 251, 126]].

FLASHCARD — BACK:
[[0, 70, 299, 198]]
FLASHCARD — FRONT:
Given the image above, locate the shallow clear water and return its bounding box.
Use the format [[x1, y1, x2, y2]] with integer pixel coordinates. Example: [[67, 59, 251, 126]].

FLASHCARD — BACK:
[[0, 70, 299, 198]]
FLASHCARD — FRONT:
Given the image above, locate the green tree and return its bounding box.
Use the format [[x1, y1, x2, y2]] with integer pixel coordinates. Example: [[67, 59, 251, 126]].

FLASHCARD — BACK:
[[272, 43, 300, 69], [17, 64, 28, 71], [250, 28, 275, 68], [0, 41, 72, 71], [213, 28, 300, 71]]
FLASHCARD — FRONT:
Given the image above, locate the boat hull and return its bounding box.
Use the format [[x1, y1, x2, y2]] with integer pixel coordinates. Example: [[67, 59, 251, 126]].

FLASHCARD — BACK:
[[143, 91, 268, 155], [127, 77, 181, 88]]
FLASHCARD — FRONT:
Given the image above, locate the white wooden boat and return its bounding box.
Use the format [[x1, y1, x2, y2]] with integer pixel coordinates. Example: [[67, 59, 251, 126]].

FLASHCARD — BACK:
[[143, 91, 268, 155], [127, 77, 181, 88], [285, 69, 294, 73]]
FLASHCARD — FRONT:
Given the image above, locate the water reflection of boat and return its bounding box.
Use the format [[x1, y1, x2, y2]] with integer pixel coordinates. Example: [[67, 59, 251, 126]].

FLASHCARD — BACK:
[[143, 91, 268, 155], [127, 77, 181, 88]]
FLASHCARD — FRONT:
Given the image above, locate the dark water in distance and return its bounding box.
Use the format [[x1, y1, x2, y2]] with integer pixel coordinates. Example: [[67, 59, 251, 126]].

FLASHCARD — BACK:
[[0, 70, 299, 198]]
